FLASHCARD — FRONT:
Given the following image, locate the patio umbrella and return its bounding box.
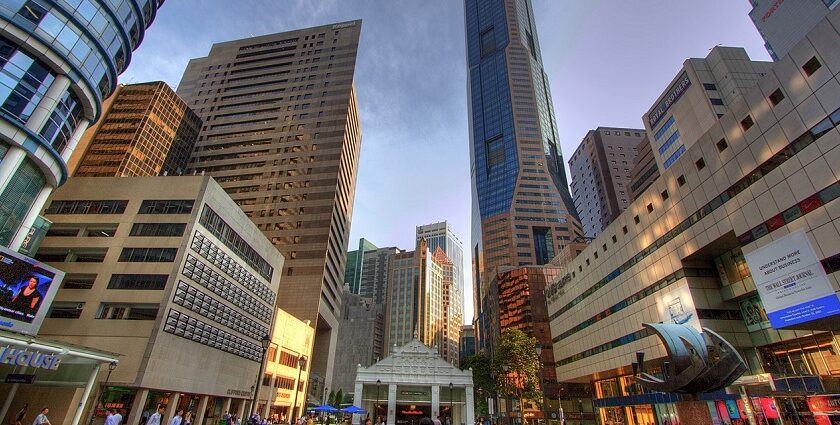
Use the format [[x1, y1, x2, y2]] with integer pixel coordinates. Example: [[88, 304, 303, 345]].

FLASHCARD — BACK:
[[313, 405, 340, 413], [340, 406, 368, 414]]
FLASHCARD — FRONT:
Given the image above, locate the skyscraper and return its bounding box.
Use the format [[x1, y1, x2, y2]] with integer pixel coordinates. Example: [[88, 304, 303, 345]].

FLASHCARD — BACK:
[[71, 82, 201, 177], [748, 0, 839, 60], [464, 0, 582, 349], [0, 0, 164, 250], [176, 20, 363, 391], [345, 237, 378, 294], [359, 245, 401, 305], [569, 127, 645, 239], [416, 221, 465, 292]]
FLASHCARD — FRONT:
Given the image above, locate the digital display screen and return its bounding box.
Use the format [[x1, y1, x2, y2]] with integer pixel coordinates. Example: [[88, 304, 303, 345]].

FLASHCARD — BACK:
[[0, 245, 64, 335]]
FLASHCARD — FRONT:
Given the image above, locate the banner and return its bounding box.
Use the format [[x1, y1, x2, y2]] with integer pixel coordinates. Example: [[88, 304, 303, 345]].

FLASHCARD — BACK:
[[655, 281, 701, 332], [0, 245, 64, 335]]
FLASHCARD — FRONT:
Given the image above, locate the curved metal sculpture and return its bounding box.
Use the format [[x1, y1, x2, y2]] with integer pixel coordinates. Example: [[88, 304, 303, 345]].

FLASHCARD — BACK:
[[635, 323, 747, 394]]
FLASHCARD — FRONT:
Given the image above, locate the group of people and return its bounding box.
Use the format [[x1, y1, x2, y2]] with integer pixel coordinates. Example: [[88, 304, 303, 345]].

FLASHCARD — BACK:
[[12, 404, 50, 425], [141, 404, 194, 425]]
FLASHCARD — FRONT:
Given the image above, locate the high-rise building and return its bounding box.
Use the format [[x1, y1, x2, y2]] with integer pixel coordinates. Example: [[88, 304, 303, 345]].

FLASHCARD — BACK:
[[464, 0, 583, 353], [71, 82, 201, 177], [748, 0, 839, 60], [459, 324, 476, 365], [0, 0, 164, 250], [628, 136, 659, 201], [359, 246, 401, 305], [643, 46, 771, 171], [331, 287, 384, 394], [176, 20, 363, 390], [434, 246, 463, 366], [416, 221, 465, 291], [569, 128, 646, 239], [345, 237, 377, 294], [35, 176, 282, 422]]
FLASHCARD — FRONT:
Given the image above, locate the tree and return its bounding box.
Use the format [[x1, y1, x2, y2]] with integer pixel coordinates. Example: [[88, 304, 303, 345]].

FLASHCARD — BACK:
[[462, 351, 493, 416], [327, 390, 337, 406], [491, 329, 541, 414], [335, 389, 344, 407]]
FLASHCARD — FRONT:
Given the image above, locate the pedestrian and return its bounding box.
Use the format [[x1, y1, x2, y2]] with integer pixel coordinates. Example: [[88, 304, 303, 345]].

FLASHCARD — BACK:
[[147, 405, 166, 425], [105, 408, 124, 425], [183, 412, 192, 425], [434, 416, 442, 425], [223, 411, 231, 425], [170, 409, 185, 425], [14, 403, 28, 425], [31, 408, 50, 425]]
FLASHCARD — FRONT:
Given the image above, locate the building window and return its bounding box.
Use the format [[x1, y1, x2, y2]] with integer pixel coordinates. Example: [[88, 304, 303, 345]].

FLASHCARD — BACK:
[[740, 116, 754, 131], [661, 190, 669, 201], [768, 88, 785, 106], [622, 226, 628, 234], [802, 56, 822, 76], [129, 223, 186, 237], [107, 274, 168, 290], [138, 200, 194, 214], [0, 35, 56, 124], [710, 98, 724, 106], [96, 303, 159, 320], [611, 235, 617, 243], [703, 83, 717, 91], [44, 200, 128, 215], [0, 158, 46, 245], [48, 302, 84, 319], [633, 215, 640, 224], [479, 27, 496, 58], [646, 203, 654, 213], [677, 175, 686, 186], [695, 158, 706, 170], [62, 274, 96, 289], [118, 247, 177, 262], [716, 138, 728, 152], [199, 206, 274, 280]]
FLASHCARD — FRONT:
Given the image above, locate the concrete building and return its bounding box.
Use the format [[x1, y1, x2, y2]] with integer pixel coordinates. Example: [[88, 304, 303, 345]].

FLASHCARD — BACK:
[[359, 246, 401, 305], [459, 324, 475, 365], [748, 0, 839, 60], [464, 0, 583, 352], [331, 287, 385, 394], [643, 46, 772, 172], [353, 339, 475, 425], [345, 238, 377, 294], [628, 136, 659, 201], [546, 9, 840, 424], [569, 128, 646, 239], [259, 309, 313, 422], [416, 221, 466, 291], [434, 247, 463, 367], [71, 82, 201, 177], [0, 0, 164, 251], [176, 21, 363, 392], [33, 176, 282, 424]]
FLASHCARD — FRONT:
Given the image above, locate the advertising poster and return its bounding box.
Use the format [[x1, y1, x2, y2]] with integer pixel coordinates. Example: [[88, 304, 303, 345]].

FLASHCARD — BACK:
[[655, 281, 701, 332], [0, 245, 64, 335], [808, 395, 840, 425], [744, 230, 840, 328], [739, 295, 772, 332]]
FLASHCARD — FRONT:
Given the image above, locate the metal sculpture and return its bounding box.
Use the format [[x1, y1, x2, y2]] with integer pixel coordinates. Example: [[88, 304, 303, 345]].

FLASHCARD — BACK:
[[635, 323, 747, 394]]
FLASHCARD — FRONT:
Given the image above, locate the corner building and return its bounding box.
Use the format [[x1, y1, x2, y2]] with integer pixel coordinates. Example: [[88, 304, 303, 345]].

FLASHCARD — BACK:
[[547, 9, 840, 424], [176, 21, 363, 391], [464, 0, 582, 350], [0, 0, 164, 249]]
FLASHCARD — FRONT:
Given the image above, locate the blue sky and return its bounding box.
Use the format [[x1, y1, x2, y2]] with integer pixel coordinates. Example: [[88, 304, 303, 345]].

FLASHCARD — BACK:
[[120, 1, 770, 324]]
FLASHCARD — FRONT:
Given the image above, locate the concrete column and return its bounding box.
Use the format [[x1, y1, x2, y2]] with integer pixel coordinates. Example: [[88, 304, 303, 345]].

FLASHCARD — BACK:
[[25, 74, 71, 133], [128, 389, 150, 425], [431, 386, 440, 419], [236, 400, 246, 420], [465, 386, 474, 425], [0, 146, 26, 195], [60, 118, 91, 162], [221, 398, 232, 418], [386, 385, 396, 425], [8, 183, 53, 250], [70, 363, 101, 425], [0, 383, 19, 422], [165, 392, 181, 423], [195, 396, 210, 425], [352, 382, 363, 425]]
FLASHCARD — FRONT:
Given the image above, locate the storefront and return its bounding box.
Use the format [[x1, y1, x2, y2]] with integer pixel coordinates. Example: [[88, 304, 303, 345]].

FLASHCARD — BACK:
[[353, 339, 474, 425]]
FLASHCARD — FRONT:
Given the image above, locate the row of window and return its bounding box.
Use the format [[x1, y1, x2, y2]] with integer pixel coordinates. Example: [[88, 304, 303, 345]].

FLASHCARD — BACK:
[[173, 280, 268, 341], [191, 232, 275, 304], [47, 302, 159, 320], [198, 206, 274, 281], [118, 247, 177, 262], [163, 309, 262, 362], [182, 254, 272, 323]]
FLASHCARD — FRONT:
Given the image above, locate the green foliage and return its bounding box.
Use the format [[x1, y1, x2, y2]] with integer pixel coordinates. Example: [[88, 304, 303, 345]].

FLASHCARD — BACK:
[[491, 329, 541, 405], [335, 389, 344, 407], [327, 390, 337, 406], [462, 351, 492, 415]]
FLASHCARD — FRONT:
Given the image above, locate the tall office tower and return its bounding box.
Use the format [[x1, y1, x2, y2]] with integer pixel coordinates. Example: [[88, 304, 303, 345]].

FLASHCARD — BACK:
[[385, 240, 459, 365], [435, 246, 463, 366], [0, 0, 164, 250], [416, 221, 465, 291], [71, 82, 201, 177], [464, 0, 583, 352], [359, 246, 401, 305], [748, 0, 839, 60], [176, 20, 363, 390], [569, 128, 645, 239], [644, 46, 771, 171], [628, 136, 658, 201], [331, 287, 384, 394], [459, 324, 476, 365], [345, 237, 377, 294]]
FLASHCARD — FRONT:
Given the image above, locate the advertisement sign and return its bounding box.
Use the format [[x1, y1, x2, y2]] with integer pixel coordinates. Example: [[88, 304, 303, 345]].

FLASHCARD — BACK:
[[739, 295, 771, 332], [808, 395, 840, 425], [655, 281, 701, 332], [744, 230, 840, 328], [647, 71, 691, 128], [0, 245, 64, 335]]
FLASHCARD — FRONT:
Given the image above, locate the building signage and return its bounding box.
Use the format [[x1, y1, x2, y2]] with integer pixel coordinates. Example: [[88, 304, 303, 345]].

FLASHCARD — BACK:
[[654, 281, 701, 332], [5, 373, 36, 384], [647, 71, 691, 128], [0, 347, 62, 370], [807, 395, 840, 425], [0, 245, 64, 335], [744, 230, 840, 328], [332, 22, 357, 30], [226, 388, 252, 397]]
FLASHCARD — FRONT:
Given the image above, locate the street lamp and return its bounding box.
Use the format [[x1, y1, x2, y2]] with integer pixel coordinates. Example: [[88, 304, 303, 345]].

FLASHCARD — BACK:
[[252, 335, 272, 416], [292, 355, 307, 421], [88, 361, 118, 425], [449, 382, 453, 425], [376, 379, 381, 422]]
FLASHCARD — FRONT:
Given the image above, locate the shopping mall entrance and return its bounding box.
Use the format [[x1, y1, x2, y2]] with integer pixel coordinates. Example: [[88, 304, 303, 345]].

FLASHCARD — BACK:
[[395, 404, 431, 425]]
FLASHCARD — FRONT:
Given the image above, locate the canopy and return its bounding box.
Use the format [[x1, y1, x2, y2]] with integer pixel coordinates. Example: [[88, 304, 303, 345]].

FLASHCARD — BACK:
[[313, 405, 339, 413], [340, 406, 367, 414]]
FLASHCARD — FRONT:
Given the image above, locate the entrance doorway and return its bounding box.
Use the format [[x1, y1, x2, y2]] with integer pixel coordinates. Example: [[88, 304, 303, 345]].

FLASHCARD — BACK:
[[395, 405, 431, 425]]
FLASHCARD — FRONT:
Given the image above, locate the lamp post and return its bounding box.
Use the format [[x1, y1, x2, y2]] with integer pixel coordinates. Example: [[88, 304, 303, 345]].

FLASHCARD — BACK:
[[449, 382, 453, 425], [88, 361, 117, 425], [376, 379, 381, 422], [535, 344, 546, 425], [252, 335, 272, 416], [292, 355, 307, 421]]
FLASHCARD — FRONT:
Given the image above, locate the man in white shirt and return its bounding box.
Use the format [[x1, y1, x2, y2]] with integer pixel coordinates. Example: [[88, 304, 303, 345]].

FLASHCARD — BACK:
[[147, 405, 165, 425], [169, 409, 184, 425], [105, 409, 123, 425], [32, 408, 50, 425]]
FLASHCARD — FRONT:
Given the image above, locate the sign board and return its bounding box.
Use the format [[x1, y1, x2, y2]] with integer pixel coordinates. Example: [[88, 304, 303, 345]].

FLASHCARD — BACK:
[[0, 346, 62, 370], [0, 245, 64, 335], [647, 71, 691, 128], [744, 230, 840, 328], [4, 373, 36, 384], [807, 395, 840, 425], [654, 281, 701, 332]]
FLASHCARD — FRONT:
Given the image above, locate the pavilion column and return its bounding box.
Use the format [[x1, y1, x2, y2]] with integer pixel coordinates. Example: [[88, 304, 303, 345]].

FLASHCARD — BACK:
[[352, 382, 363, 425], [465, 386, 474, 425], [127, 389, 149, 425], [165, 393, 181, 423], [222, 398, 232, 418], [387, 384, 397, 425], [431, 385, 440, 419], [195, 396, 209, 425]]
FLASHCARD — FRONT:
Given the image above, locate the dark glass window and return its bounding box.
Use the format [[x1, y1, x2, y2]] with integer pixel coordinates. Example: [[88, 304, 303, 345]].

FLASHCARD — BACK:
[[48, 302, 84, 318], [118, 247, 177, 262], [129, 223, 186, 237], [199, 206, 274, 280], [108, 274, 168, 290], [0, 36, 56, 124], [44, 200, 127, 214], [677, 175, 686, 186], [716, 138, 728, 152], [702, 83, 717, 91], [479, 27, 495, 58], [62, 275, 96, 289], [769, 88, 785, 106], [802, 56, 822, 76], [695, 158, 706, 170], [138, 200, 194, 214], [710, 98, 724, 106], [40, 90, 84, 153], [741, 115, 754, 131]]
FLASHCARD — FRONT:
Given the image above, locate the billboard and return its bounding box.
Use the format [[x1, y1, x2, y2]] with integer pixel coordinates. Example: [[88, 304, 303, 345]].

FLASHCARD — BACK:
[[0, 245, 64, 335], [744, 230, 840, 328], [654, 281, 701, 332]]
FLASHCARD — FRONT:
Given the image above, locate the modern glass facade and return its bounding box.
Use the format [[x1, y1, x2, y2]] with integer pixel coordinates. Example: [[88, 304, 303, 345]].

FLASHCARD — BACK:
[[0, 0, 163, 251]]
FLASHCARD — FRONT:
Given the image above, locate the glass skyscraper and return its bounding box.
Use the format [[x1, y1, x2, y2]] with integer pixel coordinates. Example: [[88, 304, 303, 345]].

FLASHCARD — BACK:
[[464, 0, 581, 348], [0, 0, 164, 250]]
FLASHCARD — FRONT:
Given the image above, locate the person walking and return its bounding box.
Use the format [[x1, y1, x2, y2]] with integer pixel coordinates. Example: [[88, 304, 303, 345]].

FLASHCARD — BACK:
[[31, 408, 50, 425], [14, 403, 28, 425], [105, 409, 124, 425], [169, 409, 184, 425], [147, 405, 166, 425], [183, 412, 192, 425]]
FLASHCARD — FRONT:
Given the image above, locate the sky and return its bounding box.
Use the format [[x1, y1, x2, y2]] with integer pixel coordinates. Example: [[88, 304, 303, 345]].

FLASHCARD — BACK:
[[120, 0, 771, 325]]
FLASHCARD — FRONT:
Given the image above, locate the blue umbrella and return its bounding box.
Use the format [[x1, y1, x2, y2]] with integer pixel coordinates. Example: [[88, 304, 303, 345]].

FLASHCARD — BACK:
[[313, 405, 339, 413], [340, 406, 367, 414]]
